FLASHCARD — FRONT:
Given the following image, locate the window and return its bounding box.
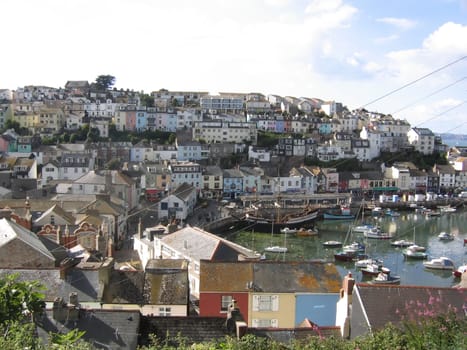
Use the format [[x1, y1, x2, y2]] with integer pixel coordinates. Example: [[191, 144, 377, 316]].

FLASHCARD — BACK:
[[159, 307, 171, 316], [252, 295, 279, 311], [221, 295, 233, 312], [252, 319, 278, 328]]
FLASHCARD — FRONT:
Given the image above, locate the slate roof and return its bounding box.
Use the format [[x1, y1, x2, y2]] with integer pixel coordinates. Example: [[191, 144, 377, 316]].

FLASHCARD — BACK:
[[355, 284, 467, 332], [0, 218, 55, 262], [172, 183, 195, 201], [36, 309, 140, 350], [0, 265, 106, 302], [139, 316, 229, 347], [161, 226, 260, 262], [103, 270, 145, 304], [34, 204, 76, 225]]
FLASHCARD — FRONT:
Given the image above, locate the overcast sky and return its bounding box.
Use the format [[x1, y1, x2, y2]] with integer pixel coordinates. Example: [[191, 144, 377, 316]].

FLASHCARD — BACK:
[[2, 0, 467, 134]]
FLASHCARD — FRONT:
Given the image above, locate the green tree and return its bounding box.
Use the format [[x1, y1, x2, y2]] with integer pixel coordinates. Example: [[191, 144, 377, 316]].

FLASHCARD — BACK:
[[0, 274, 45, 323], [3, 119, 21, 133], [140, 93, 155, 107], [94, 75, 116, 91]]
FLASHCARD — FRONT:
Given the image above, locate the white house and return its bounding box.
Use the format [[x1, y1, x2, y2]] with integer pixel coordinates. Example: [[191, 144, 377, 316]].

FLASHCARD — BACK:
[[158, 183, 197, 223], [407, 127, 435, 155]]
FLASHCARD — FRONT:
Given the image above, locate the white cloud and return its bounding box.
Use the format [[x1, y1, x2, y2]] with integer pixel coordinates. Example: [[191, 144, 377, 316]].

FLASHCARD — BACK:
[[377, 17, 417, 30], [374, 34, 399, 44]]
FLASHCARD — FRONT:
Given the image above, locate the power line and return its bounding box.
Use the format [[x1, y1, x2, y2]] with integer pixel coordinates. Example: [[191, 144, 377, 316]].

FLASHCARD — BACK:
[[415, 100, 467, 128], [361, 55, 467, 109], [391, 76, 467, 115]]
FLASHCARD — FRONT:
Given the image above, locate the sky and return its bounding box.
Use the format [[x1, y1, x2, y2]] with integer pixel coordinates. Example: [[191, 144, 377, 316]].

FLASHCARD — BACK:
[[2, 0, 467, 134]]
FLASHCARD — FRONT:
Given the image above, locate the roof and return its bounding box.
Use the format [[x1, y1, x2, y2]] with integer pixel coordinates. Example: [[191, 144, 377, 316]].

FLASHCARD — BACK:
[[0, 218, 55, 262], [103, 270, 145, 304], [200, 261, 342, 293], [355, 284, 466, 332], [172, 183, 196, 201], [161, 226, 260, 262], [140, 316, 229, 346], [34, 204, 76, 225], [36, 309, 140, 350]]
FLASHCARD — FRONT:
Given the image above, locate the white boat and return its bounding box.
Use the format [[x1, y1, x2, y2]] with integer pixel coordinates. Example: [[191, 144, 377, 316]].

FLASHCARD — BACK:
[[453, 264, 467, 278], [280, 227, 297, 234], [370, 271, 401, 285], [352, 223, 379, 233], [406, 244, 426, 252], [438, 205, 456, 213], [403, 246, 428, 259], [355, 258, 383, 269], [322, 240, 342, 248], [390, 239, 415, 247], [264, 246, 288, 253], [423, 257, 455, 270], [438, 231, 454, 241], [363, 227, 393, 240]]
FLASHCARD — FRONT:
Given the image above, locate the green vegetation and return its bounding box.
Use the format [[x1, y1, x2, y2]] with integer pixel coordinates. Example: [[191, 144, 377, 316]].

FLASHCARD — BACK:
[[93, 75, 116, 91]]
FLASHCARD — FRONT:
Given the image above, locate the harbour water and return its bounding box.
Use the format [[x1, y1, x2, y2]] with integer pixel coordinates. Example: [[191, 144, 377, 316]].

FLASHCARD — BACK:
[[230, 208, 467, 287]]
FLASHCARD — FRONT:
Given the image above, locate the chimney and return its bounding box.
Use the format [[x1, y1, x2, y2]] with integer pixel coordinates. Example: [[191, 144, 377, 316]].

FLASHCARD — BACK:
[[67, 293, 80, 321], [56, 225, 61, 245], [138, 217, 142, 239], [342, 272, 355, 296], [52, 297, 67, 322], [225, 299, 247, 338], [108, 236, 114, 258]]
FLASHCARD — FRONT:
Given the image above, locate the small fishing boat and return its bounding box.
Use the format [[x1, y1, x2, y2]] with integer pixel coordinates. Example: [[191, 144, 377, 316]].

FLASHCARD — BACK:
[[363, 227, 393, 240], [264, 246, 288, 253], [371, 207, 383, 216], [343, 241, 366, 253], [403, 246, 428, 259], [423, 257, 455, 270], [280, 227, 297, 234], [296, 227, 318, 237], [452, 264, 467, 278], [352, 223, 379, 233], [391, 239, 415, 247], [334, 250, 359, 262], [370, 271, 401, 285], [362, 265, 389, 277], [355, 257, 383, 269], [323, 205, 355, 220], [406, 244, 426, 252], [438, 231, 454, 241], [322, 240, 342, 248], [438, 205, 456, 213]]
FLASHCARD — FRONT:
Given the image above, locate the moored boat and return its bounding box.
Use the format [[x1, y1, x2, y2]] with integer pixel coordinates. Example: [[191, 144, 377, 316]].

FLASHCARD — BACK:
[[323, 205, 355, 220], [322, 240, 342, 248], [423, 257, 455, 270], [352, 223, 379, 233], [355, 257, 383, 269], [403, 246, 428, 259], [264, 246, 287, 253], [361, 265, 390, 277], [391, 239, 415, 247], [244, 205, 320, 233], [370, 271, 401, 285], [363, 227, 393, 240], [296, 227, 318, 237], [342, 241, 366, 253], [453, 264, 467, 278], [334, 250, 359, 262], [438, 231, 454, 241], [280, 227, 297, 234]]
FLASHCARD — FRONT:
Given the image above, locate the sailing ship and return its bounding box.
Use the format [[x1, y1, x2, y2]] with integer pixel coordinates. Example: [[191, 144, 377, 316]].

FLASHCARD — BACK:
[[244, 203, 320, 233]]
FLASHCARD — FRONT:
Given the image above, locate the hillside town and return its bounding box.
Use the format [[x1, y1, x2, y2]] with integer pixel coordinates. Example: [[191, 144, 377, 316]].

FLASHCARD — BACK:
[[0, 79, 466, 349]]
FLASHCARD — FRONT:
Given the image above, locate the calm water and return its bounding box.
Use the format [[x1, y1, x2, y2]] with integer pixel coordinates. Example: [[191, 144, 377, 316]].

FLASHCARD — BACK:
[[231, 208, 467, 287]]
